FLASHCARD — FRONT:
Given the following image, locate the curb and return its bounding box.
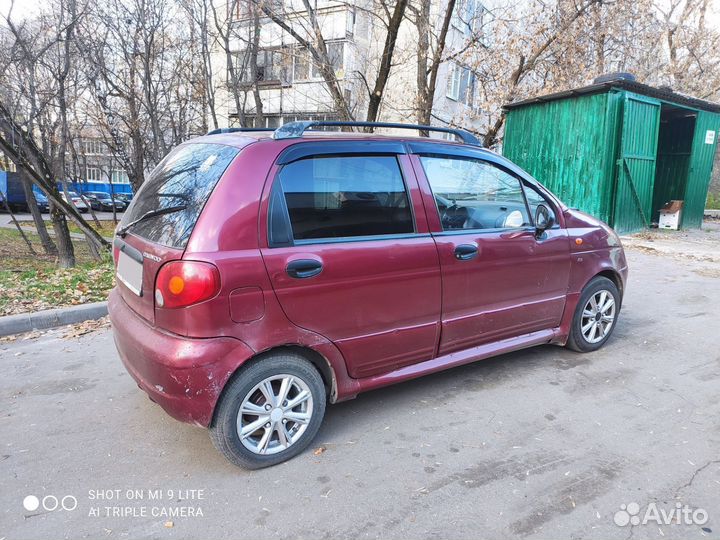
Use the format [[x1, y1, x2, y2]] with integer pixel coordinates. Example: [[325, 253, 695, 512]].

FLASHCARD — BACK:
[[705, 209, 720, 218], [0, 301, 108, 337]]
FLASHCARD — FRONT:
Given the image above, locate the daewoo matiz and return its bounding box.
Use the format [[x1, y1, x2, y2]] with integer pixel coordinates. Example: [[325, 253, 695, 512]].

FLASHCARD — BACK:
[[109, 121, 628, 468]]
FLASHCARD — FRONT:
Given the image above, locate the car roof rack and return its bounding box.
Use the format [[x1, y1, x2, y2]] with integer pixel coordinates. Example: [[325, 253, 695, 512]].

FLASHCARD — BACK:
[[272, 120, 481, 145], [206, 127, 275, 135]]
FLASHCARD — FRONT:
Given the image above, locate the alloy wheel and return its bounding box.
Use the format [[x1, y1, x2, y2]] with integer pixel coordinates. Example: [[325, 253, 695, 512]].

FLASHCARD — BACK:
[[580, 290, 616, 344], [236, 374, 314, 455]]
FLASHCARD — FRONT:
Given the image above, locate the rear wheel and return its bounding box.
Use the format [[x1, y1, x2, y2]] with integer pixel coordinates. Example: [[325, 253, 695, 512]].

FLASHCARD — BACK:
[[566, 276, 620, 352], [210, 352, 326, 469]]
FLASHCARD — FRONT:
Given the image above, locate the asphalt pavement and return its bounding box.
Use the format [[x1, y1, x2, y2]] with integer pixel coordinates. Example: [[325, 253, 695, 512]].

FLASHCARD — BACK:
[[1, 245, 719, 540]]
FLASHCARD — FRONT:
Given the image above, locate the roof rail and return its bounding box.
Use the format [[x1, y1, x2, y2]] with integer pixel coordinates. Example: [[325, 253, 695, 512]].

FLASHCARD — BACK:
[[272, 120, 480, 145], [206, 127, 275, 135]]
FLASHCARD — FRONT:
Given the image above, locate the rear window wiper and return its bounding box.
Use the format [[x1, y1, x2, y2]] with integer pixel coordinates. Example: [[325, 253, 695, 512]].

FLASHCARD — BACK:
[[116, 205, 187, 238]]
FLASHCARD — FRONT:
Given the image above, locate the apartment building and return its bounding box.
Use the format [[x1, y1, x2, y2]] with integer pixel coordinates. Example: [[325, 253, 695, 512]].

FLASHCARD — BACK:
[[62, 137, 133, 194], [212, 0, 489, 134]]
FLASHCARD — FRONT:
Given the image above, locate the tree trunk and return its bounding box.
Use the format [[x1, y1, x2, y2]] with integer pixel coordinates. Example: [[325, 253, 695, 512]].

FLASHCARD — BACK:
[[50, 205, 76, 268], [416, 0, 431, 127], [20, 172, 57, 255], [366, 0, 409, 125], [250, 9, 264, 126]]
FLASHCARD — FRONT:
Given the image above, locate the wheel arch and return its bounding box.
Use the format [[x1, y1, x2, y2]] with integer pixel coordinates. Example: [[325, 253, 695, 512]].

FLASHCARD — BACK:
[[211, 344, 337, 427], [593, 269, 624, 302]]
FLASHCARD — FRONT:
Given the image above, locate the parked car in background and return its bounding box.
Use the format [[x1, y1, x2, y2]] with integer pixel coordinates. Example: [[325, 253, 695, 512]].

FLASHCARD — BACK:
[[60, 191, 88, 213], [109, 121, 629, 470], [84, 191, 124, 212], [0, 171, 48, 213], [35, 192, 49, 213], [112, 195, 129, 211], [114, 193, 133, 205]]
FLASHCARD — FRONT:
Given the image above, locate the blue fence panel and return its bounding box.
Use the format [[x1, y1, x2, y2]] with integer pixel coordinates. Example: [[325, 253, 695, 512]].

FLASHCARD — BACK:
[[57, 181, 133, 195]]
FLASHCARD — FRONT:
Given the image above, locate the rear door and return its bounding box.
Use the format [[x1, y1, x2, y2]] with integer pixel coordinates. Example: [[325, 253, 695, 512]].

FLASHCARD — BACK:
[[613, 93, 661, 233], [114, 143, 240, 324], [260, 143, 441, 379], [411, 147, 570, 356]]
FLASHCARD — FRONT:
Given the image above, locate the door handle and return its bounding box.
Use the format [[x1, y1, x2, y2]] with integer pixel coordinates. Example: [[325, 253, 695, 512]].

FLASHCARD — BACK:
[[454, 244, 478, 261], [286, 259, 323, 279]]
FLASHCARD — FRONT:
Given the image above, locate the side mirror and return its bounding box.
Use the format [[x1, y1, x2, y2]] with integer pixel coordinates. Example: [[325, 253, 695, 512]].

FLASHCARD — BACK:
[[535, 203, 555, 233]]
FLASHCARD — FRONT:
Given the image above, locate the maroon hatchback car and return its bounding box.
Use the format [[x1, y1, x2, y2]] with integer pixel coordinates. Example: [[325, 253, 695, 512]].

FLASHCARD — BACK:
[[109, 121, 628, 468]]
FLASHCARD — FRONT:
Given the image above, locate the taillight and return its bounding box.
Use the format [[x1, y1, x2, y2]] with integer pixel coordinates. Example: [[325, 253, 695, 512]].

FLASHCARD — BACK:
[[112, 244, 120, 266], [155, 261, 220, 309]]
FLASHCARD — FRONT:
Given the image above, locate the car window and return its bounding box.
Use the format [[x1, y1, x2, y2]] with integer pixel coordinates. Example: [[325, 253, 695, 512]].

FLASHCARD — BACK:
[[277, 155, 413, 241], [119, 143, 238, 248], [419, 155, 531, 231]]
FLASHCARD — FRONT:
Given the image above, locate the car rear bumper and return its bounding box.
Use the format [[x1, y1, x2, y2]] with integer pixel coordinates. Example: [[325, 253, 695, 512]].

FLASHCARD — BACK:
[[108, 288, 254, 427]]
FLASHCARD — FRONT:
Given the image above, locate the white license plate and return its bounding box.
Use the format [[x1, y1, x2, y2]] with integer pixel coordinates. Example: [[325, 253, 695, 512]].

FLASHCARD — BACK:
[[117, 251, 143, 296]]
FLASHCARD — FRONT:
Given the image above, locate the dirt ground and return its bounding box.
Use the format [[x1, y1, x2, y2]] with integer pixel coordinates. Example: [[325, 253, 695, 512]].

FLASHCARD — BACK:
[[621, 219, 720, 272]]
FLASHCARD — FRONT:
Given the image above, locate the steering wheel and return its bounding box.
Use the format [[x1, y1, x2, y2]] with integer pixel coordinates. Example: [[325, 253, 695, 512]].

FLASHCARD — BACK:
[[440, 204, 468, 229]]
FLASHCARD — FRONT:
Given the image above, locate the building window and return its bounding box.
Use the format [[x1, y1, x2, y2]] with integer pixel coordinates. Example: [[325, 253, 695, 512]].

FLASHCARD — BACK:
[[231, 0, 281, 21], [312, 41, 344, 78], [294, 42, 345, 81], [236, 48, 291, 84], [83, 140, 105, 156], [111, 169, 129, 184], [446, 63, 476, 107], [293, 47, 311, 81], [453, 0, 486, 37], [346, 8, 355, 37], [459, 69, 476, 108], [446, 63, 461, 101], [86, 167, 101, 182]]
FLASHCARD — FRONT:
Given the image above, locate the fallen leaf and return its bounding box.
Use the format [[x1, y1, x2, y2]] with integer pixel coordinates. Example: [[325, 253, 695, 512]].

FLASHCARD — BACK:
[[313, 446, 326, 455]]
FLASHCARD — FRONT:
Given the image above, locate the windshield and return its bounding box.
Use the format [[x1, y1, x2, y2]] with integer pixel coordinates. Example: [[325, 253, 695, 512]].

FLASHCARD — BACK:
[[119, 143, 239, 248]]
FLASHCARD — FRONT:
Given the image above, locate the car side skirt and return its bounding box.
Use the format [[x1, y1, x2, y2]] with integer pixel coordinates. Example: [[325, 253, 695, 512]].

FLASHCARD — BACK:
[[351, 327, 559, 395]]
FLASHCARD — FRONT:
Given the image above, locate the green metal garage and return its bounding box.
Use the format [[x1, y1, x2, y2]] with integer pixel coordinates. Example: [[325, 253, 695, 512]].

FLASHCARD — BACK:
[[502, 76, 720, 233]]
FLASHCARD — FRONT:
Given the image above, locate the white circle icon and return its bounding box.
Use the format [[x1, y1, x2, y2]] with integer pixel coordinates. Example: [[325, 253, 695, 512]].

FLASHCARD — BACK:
[[614, 502, 641, 526], [23, 495, 40, 512], [614, 509, 630, 526]]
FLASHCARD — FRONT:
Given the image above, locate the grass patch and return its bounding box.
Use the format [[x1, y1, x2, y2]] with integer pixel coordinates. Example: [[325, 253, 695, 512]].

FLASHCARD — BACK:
[[707, 192, 720, 210], [19, 219, 118, 236], [0, 227, 114, 316]]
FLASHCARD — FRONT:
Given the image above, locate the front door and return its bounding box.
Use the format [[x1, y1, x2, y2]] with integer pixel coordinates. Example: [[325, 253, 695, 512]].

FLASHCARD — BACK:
[[412, 150, 571, 356], [261, 148, 441, 379]]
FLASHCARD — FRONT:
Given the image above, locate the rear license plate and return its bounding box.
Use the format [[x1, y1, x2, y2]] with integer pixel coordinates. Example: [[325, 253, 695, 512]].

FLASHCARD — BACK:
[[117, 251, 143, 296]]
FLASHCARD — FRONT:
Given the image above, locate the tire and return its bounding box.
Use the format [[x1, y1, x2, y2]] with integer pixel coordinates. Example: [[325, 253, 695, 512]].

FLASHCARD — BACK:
[[566, 276, 621, 353], [210, 352, 326, 469]]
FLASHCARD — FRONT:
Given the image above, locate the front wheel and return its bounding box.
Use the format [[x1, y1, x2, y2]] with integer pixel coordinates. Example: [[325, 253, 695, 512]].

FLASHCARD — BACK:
[[210, 352, 326, 469], [566, 276, 621, 352]]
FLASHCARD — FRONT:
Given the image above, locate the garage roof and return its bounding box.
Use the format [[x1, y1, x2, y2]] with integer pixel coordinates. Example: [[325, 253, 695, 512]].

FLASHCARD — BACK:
[[503, 78, 720, 113]]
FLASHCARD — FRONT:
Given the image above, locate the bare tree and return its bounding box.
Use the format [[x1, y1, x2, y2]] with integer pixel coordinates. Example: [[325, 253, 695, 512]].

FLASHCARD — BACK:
[[412, 0, 456, 128], [364, 0, 409, 124], [80, 0, 205, 191], [0, 0, 108, 266]]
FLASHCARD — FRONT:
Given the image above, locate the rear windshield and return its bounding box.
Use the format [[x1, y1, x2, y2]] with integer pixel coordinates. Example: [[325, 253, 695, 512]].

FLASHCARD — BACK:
[[120, 143, 239, 248]]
